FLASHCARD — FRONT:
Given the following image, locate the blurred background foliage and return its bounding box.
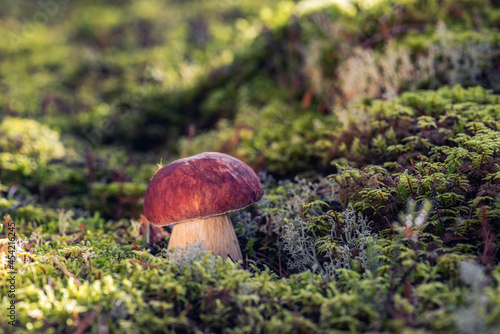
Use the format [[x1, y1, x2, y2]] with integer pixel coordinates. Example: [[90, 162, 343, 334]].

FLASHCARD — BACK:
[[1, 0, 499, 188]]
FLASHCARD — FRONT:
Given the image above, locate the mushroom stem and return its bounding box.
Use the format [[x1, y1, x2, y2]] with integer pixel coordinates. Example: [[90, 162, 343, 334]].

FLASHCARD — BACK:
[[167, 214, 243, 262]]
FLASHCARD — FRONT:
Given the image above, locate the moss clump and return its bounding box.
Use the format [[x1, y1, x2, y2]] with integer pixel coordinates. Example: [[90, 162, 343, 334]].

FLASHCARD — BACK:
[[1, 208, 499, 333], [0, 117, 65, 169]]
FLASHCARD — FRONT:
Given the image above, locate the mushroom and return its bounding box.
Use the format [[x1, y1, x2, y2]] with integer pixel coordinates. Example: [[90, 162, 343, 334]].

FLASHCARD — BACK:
[[143, 152, 263, 261]]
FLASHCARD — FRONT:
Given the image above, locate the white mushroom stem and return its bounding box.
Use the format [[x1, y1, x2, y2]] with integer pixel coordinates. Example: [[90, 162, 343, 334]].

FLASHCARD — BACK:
[[167, 214, 243, 262]]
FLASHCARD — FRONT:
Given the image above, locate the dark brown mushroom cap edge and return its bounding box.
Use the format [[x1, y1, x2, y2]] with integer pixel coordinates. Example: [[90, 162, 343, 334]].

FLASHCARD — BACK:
[[144, 152, 263, 226]]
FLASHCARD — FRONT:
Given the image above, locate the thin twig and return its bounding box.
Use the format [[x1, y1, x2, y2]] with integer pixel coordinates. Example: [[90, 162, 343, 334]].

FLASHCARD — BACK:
[[384, 216, 396, 236], [29, 229, 83, 243], [361, 24, 427, 48], [51, 251, 82, 287], [69, 231, 86, 244], [75, 265, 88, 279], [129, 259, 156, 269], [75, 305, 101, 334]]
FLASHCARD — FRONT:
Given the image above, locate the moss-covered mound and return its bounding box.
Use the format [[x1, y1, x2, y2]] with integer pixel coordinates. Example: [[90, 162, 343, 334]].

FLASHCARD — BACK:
[[1, 86, 500, 334], [237, 85, 500, 285]]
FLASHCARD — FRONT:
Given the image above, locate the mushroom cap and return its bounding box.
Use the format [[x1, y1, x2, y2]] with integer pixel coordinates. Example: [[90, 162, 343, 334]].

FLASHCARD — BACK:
[[144, 152, 263, 226]]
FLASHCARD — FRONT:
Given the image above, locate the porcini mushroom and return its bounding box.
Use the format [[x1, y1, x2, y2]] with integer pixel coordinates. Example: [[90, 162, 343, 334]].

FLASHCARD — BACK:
[[143, 152, 263, 261]]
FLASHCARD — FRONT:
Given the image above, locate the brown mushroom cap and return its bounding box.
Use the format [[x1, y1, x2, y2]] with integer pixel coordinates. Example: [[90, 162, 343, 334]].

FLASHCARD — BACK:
[[144, 152, 263, 226]]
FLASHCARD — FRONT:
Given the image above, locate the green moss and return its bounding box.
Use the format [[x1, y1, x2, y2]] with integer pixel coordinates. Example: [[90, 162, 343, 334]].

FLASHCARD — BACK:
[[1, 0, 500, 332], [0, 117, 65, 165], [2, 212, 498, 333]]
